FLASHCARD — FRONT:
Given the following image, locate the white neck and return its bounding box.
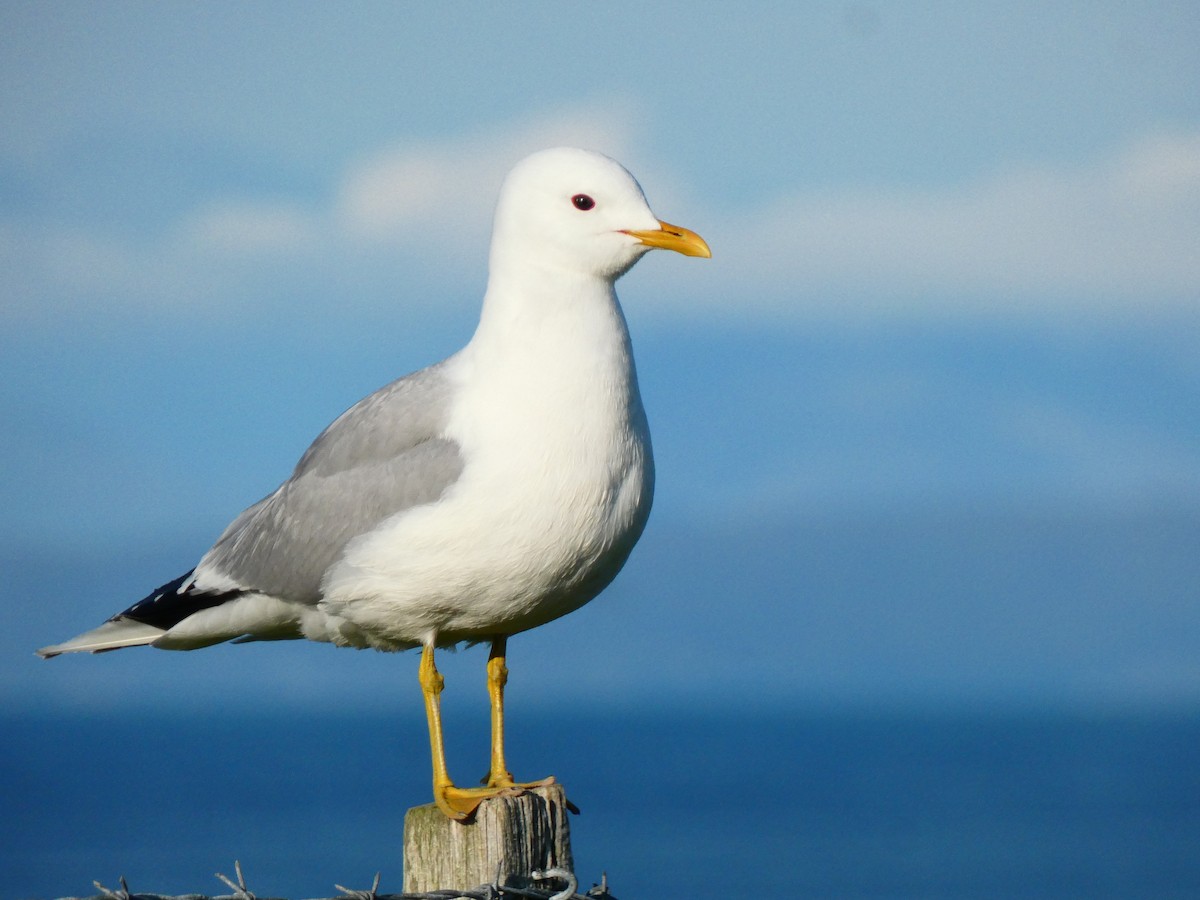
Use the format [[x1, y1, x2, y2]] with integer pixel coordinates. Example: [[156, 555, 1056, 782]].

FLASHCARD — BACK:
[[448, 257, 646, 467], [470, 258, 633, 374]]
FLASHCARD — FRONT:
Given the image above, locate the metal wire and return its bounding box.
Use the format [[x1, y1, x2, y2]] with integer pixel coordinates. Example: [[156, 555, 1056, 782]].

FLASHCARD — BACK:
[[58, 861, 617, 900]]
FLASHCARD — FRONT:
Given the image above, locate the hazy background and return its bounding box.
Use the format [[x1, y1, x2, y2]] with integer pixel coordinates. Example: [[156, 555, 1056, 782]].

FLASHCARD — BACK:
[[2, 3, 1199, 895]]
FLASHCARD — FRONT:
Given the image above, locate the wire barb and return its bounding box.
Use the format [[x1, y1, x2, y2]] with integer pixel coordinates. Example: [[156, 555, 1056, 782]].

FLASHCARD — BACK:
[[334, 871, 381, 900], [585, 872, 609, 898], [92, 875, 131, 900], [214, 860, 256, 900]]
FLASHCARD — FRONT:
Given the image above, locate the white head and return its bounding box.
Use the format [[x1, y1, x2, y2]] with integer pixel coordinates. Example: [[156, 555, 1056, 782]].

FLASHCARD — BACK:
[[489, 147, 709, 282]]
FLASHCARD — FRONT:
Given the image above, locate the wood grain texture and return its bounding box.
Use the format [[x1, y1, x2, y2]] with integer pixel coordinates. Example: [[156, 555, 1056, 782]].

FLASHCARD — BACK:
[[402, 783, 574, 893]]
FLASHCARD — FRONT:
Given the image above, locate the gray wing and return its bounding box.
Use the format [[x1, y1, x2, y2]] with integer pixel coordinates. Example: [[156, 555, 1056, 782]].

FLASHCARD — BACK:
[[195, 360, 465, 602]]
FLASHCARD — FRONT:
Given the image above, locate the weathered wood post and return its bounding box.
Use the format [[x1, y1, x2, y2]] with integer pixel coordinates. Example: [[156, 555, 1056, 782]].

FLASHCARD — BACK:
[[402, 783, 574, 893]]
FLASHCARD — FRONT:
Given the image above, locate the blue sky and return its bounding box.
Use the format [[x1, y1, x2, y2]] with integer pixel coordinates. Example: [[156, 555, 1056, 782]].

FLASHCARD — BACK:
[[3, 2, 1200, 713]]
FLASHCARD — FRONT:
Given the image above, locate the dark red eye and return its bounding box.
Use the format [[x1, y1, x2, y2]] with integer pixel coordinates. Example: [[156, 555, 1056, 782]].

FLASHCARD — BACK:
[[571, 194, 595, 211]]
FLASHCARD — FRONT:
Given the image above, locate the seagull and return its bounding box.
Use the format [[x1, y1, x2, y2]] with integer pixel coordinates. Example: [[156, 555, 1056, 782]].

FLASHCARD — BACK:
[[37, 146, 710, 819]]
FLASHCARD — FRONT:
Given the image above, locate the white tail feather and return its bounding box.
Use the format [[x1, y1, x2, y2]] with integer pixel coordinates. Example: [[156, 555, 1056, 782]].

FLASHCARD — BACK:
[[37, 618, 166, 658]]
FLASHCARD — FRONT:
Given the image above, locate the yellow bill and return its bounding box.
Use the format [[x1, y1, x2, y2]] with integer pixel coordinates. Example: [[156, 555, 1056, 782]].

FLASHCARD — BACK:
[[624, 219, 712, 258]]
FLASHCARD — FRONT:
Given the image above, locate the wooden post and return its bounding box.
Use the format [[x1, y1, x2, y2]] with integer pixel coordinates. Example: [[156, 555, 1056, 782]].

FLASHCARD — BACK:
[[402, 783, 574, 893]]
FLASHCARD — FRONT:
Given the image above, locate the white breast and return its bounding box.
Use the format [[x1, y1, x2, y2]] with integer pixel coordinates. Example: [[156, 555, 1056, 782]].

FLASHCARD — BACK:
[[318, 279, 654, 649]]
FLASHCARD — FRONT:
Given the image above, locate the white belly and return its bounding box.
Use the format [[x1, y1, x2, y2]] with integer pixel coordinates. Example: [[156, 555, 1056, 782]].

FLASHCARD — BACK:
[[317, 318, 654, 649]]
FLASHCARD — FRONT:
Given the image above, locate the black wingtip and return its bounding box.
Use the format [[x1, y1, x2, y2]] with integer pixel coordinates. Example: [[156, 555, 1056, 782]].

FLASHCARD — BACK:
[[117, 570, 246, 630]]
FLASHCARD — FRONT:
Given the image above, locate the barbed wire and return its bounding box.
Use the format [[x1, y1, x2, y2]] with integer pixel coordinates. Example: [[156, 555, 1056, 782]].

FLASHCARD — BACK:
[[74, 860, 616, 900]]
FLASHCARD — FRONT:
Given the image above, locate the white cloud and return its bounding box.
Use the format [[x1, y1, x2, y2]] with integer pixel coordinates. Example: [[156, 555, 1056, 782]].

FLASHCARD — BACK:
[[166, 102, 640, 266], [0, 220, 187, 319], [3, 111, 1198, 327], [690, 130, 1200, 322], [181, 201, 322, 256], [0, 101, 642, 323], [334, 104, 639, 247]]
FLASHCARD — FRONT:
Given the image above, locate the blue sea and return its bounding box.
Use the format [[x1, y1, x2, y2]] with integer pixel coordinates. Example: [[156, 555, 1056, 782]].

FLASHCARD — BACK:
[[3, 706, 1198, 899]]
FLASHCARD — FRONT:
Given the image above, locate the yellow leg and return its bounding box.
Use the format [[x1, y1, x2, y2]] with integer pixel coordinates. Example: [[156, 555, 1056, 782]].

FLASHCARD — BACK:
[[485, 636, 555, 792], [419, 643, 478, 819], [418, 640, 551, 820], [486, 637, 514, 787], [418, 639, 554, 820]]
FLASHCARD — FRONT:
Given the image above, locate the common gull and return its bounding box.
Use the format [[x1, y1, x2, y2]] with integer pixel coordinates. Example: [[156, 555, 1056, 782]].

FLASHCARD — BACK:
[[38, 146, 710, 818]]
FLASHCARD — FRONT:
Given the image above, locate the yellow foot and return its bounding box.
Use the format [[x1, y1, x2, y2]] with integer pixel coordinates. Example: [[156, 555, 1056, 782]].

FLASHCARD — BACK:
[[485, 771, 557, 789], [434, 776, 557, 820]]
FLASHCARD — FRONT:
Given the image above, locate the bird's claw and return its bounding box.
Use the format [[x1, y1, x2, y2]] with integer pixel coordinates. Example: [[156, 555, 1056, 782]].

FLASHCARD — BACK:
[[434, 776, 557, 820]]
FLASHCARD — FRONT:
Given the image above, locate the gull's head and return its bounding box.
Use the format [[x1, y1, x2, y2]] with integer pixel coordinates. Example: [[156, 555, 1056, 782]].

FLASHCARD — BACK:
[[490, 147, 710, 281]]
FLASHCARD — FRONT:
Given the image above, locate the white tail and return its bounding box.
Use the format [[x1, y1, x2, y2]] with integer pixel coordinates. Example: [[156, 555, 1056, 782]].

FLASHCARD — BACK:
[[37, 618, 166, 658]]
